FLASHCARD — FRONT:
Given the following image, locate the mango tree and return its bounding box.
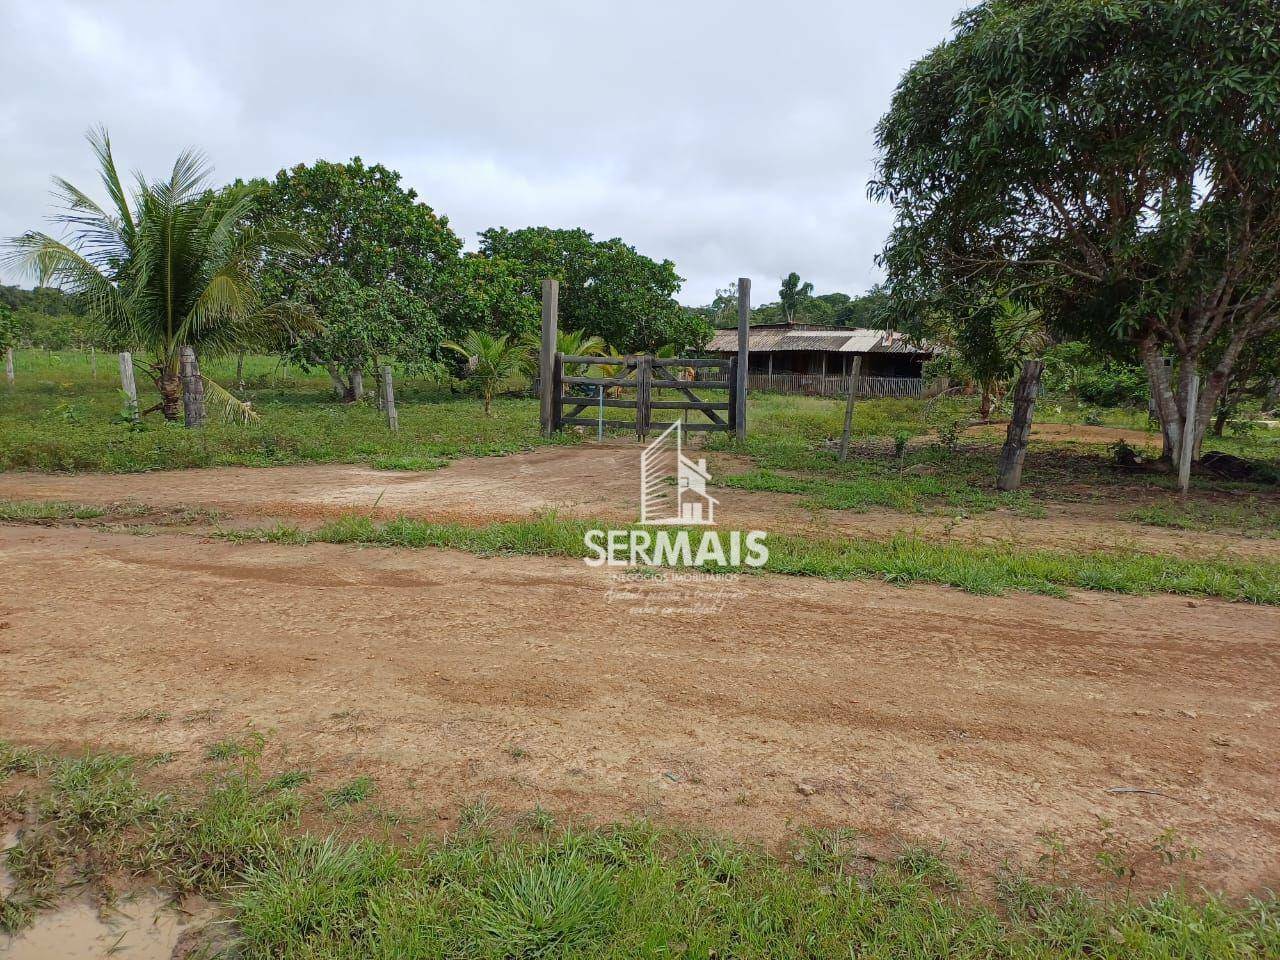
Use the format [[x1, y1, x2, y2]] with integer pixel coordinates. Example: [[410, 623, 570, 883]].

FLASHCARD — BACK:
[[873, 0, 1280, 466]]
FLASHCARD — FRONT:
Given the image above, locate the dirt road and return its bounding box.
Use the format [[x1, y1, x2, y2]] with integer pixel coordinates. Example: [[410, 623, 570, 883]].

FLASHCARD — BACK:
[[1, 522, 1277, 893], [0, 444, 1275, 559]]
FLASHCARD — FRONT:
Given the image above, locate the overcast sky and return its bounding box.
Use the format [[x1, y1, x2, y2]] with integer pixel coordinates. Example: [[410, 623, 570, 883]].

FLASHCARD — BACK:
[[1, 0, 967, 305]]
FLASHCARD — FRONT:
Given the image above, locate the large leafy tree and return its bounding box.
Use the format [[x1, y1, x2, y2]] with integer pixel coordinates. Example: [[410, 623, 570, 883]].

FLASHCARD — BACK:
[[477, 227, 707, 353], [873, 0, 1280, 464], [255, 158, 463, 399], [6, 128, 308, 421], [778, 272, 814, 323]]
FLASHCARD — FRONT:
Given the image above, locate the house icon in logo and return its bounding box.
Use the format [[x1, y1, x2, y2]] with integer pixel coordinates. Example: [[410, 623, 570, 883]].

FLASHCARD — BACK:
[[639, 420, 718, 525]]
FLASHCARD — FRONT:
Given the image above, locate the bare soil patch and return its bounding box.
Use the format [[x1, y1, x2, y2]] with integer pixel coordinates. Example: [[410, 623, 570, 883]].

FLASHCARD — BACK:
[[0, 443, 1275, 559], [1, 524, 1277, 894]]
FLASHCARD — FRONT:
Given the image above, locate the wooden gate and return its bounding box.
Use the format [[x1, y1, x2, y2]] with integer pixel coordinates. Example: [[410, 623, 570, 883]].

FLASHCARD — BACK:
[[551, 353, 737, 440]]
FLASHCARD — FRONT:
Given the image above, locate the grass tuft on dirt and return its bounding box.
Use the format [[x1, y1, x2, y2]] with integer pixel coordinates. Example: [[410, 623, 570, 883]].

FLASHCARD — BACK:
[[1121, 500, 1280, 537], [0, 498, 107, 522], [1, 740, 1277, 958], [222, 513, 1280, 604]]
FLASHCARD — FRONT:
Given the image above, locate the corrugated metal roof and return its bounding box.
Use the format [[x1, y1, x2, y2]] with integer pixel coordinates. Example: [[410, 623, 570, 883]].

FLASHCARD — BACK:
[[705, 325, 933, 355]]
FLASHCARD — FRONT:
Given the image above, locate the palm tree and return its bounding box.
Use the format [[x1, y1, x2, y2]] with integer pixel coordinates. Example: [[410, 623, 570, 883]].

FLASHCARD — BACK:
[[519, 328, 610, 382], [4, 128, 311, 423], [444, 330, 525, 415]]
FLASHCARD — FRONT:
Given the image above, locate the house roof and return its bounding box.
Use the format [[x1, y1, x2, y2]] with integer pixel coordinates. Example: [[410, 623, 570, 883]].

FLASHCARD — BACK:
[[705, 323, 934, 355]]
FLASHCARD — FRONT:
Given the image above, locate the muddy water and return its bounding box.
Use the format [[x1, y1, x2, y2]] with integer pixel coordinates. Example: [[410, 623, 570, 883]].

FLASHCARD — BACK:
[[0, 831, 16, 900], [0, 893, 216, 960]]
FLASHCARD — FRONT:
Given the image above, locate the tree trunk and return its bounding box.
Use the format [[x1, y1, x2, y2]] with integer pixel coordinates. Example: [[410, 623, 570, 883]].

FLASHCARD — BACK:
[[323, 362, 342, 398], [977, 384, 994, 421], [1140, 335, 1182, 465], [348, 367, 364, 403], [235, 350, 245, 391], [995, 360, 1043, 492], [179, 345, 206, 428], [1263, 378, 1280, 414], [159, 366, 182, 421]]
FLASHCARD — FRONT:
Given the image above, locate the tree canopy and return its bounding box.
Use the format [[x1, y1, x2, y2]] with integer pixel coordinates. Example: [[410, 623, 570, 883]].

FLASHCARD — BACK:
[[873, 0, 1280, 462], [477, 226, 707, 353], [254, 158, 464, 395]]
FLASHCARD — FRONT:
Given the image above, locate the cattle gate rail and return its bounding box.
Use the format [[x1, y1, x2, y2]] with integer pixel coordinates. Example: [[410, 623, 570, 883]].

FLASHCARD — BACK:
[[552, 353, 738, 441]]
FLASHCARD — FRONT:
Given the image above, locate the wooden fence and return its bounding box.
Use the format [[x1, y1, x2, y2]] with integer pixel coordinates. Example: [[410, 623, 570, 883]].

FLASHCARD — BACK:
[[743, 372, 925, 399], [554, 354, 737, 440]]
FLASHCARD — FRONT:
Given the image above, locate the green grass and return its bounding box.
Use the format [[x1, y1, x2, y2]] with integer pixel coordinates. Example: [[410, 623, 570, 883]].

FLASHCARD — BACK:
[[1, 740, 1276, 957], [223, 513, 1280, 604], [0, 498, 107, 521], [0, 349, 567, 472], [1122, 500, 1280, 537], [719, 466, 1043, 516]]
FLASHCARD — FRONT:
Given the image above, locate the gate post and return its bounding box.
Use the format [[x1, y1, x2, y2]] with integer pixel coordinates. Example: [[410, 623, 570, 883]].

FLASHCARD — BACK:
[[735, 277, 750, 441], [635, 354, 652, 442], [727, 356, 738, 432], [539, 278, 559, 437], [551, 351, 565, 432]]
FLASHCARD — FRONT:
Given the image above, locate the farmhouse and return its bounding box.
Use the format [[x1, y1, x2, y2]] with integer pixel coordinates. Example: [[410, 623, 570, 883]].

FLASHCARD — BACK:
[[705, 322, 936, 398]]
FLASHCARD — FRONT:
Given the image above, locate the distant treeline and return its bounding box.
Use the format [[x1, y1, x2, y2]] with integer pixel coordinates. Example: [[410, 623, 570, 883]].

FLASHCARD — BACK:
[[0, 284, 97, 350], [688, 280, 894, 331]]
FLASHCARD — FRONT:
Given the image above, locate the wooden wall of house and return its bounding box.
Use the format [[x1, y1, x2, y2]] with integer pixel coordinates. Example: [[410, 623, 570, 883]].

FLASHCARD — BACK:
[[743, 351, 927, 378]]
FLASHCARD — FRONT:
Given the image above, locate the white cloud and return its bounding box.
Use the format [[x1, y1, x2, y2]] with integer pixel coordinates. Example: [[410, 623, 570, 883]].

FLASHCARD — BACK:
[[0, 0, 967, 303]]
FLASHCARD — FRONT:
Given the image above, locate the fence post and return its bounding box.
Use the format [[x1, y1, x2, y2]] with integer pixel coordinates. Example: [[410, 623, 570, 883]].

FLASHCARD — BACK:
[[838, 356, 863, 462], [635, 354, 652, 442], [995, 359, 1044, 491], [179, 345, 206, 428], [381, 365, 399, 432], [4, 347, 13, 387], [540, 278, 559, 437], [1178, 373, 1199, 496], [118, 352, 139, 421], [735, 277, 750, 441], [551, 351, 565, 432]]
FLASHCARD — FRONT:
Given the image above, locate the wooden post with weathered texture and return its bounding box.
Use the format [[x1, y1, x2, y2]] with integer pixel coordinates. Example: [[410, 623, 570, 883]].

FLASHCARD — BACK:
[[838, 356, 863, 462], [551, 352, 565, 432], [350, 368, 364, 402], [179, 345, 206, 428], [118, 351, 139, 421], [635, 354, 652, 442], [381, 365, 399, 432], [735, 277, 750, 441], [1178, 373, 1200, 496], [4, 347, 13, 387], [540, 278, 559, 437], [995, 359, 1044, 491]]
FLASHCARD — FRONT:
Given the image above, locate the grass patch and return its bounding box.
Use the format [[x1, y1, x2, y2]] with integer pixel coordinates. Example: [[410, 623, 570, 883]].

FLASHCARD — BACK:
[[0, 743, 1276, 957], [325, 776, 375, 809], [720, 466, 1042, 516], [1123, 500, 1280, 537], [0, 349, 567, 473], [224, 513, 1280, 604], [0, 499, 106, 522]]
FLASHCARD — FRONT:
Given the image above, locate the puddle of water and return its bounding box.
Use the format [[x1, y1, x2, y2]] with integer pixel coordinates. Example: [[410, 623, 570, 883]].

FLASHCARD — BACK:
[[0, 892, 216, 960], [0, 830, 17, 899]]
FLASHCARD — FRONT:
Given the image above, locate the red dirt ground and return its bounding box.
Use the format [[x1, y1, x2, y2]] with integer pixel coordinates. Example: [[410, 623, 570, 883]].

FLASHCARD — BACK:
[[0, 444, 1275, 559], [1, 446, 1277, 894]]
